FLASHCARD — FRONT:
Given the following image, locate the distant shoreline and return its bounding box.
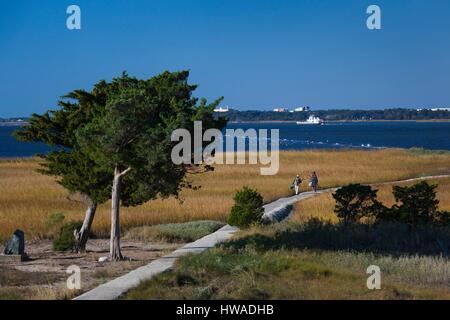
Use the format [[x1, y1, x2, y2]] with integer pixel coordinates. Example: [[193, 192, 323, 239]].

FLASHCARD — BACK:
[[0, 121, 28, 126], [229, 119, 450, 124], [2, 119, 450, 126]]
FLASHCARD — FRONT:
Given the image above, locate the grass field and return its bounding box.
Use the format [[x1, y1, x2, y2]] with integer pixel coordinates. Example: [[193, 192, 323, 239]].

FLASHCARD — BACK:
[[124, 220, 225, 243], [125, 249, 450, 300], [125, 222, 450, 300], [292, 177, 450, 223], [110, 154, 450, 300], [1, 148, 449, 242]]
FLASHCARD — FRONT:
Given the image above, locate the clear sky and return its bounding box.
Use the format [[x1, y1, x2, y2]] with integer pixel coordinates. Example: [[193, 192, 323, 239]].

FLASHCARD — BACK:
[[1, 0, 450, 117]]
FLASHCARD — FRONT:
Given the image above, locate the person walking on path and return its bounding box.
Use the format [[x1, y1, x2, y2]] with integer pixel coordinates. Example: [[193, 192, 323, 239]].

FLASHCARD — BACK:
[[293, 174, 302, 195], [310, 172, 319, 192]]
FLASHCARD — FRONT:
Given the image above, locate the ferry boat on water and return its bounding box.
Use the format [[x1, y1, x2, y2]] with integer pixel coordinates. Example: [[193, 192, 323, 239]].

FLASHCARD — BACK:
[[296, 115, 324, 125]]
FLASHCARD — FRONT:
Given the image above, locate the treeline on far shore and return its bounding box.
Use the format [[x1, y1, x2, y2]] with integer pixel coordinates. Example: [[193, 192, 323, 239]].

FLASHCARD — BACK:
[[222, 108, 450, 122], [0, 118, 28, 124], [2, 108, 450, 124]]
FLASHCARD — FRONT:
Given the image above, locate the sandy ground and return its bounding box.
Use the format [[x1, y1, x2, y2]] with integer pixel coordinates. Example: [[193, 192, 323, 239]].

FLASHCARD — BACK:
[[0, 239, 182, 299]]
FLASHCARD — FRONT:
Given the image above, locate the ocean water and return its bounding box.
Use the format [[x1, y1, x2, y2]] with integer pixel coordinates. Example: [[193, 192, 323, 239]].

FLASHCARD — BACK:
[[1, 121, 450, 158], [227, 121, 450, 151], [0, 126, 52, 158]]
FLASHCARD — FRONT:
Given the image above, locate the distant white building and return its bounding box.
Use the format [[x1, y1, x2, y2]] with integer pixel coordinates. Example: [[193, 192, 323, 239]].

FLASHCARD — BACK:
[[294, 106, 310, 112], [273, 107, 288, 112], [417, 108, 450, 112], [214, 106, 229, 113], [430, 108, 450, 112]]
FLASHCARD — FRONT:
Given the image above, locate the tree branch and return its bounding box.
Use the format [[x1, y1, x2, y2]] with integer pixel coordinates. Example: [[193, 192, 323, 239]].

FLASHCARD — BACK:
[[119, 167, 132, 177]]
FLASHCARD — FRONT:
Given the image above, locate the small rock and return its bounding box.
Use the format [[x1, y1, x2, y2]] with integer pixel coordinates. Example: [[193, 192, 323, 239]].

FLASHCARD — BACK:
[[4, 229, 25, 256], [98, 256, 108, 263]]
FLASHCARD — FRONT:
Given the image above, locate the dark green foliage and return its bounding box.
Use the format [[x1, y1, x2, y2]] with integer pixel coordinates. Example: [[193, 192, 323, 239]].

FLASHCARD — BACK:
[[53, 221, 83, 252], [77, 71, 227, 206], [228, 186, 264, 228], [71, 71, 227, 259], [14, 85, 113, 204], [374, 182, 449, 226], [13, 79, 118, 252], [332, 184, 381, 224], [15, 70, 227, 256], [390, 181, 440, 226], [332, 181, 448, 227], [15, 70, 227, 207]]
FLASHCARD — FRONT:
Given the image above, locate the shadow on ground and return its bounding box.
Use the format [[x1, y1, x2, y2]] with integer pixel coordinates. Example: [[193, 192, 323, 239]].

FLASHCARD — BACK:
[[223, 219, 450, 257]]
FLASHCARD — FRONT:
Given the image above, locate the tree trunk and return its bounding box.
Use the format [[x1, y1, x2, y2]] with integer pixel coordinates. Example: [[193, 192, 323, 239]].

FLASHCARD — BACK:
[[110, 167, 127, 261], [75, 200, 97, 253]]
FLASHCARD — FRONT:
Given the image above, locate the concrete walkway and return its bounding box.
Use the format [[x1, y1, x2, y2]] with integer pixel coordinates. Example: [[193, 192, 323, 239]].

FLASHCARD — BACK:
[[74, 174, 450, 300], [74, 224, 238, 300], [263, 188, 335, 222], [74, 191, 308, 300], [263, 173, 450, 222]]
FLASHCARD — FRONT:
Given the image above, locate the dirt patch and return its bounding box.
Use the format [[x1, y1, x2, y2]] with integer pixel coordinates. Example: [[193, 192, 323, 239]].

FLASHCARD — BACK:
[[0, 239, 182, 300]]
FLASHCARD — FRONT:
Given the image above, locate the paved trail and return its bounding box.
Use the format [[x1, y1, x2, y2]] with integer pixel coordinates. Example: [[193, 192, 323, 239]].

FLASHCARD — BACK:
[[74, 174, 450, 300], [264, 174, 450, 222]]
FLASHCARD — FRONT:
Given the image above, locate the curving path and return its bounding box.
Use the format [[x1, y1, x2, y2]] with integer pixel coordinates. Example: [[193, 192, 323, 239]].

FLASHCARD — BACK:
[[74, 174, 450, 300], [264, 174, 450, 222]]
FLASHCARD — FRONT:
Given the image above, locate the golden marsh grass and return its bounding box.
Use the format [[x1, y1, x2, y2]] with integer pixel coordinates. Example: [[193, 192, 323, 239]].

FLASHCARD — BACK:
[[0, 149, 449, 241]]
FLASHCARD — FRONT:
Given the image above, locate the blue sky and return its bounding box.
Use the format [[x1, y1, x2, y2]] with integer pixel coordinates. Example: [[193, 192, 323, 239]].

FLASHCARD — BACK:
[[1, 0, 450, 117]]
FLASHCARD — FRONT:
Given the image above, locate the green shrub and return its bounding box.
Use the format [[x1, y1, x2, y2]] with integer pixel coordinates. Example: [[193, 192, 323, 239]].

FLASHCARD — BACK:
[[227, 186, 264, 228], [390, 181, 440, 226], [332, 182, 448, 227], [332, 184, 381, 224], [53, 221, 83, 252]]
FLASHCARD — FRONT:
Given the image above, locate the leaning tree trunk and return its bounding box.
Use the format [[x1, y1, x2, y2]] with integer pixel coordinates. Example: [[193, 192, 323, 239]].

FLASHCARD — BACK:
[[74, 199, 97, 253], [110, 166, 130, 261]]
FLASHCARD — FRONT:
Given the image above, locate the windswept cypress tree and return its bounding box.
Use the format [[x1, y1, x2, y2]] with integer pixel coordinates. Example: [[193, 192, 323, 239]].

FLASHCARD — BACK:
[[76, 71, 227, 261], [14, 84, 113, 252], [17, 71, 227, 260]]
